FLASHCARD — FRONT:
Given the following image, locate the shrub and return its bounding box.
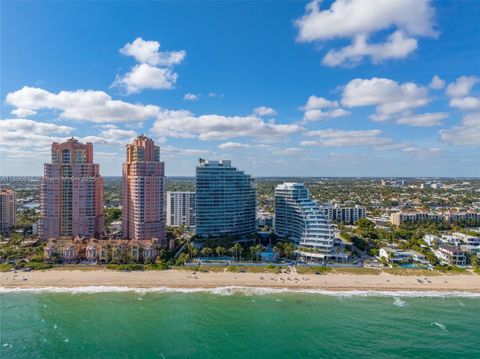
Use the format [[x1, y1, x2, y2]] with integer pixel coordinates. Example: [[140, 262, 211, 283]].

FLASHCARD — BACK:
[[106, 264, 144, 271], [145, 262, 169, 271], [0, 263, 13, 272], [23, 262, 53, 270]]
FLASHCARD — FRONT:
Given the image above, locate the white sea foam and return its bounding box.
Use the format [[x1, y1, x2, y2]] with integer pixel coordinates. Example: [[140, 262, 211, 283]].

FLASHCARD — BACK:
[[431, 322, 447, 331], [1, 286, 480, 298], [393, 297, 407, 307]]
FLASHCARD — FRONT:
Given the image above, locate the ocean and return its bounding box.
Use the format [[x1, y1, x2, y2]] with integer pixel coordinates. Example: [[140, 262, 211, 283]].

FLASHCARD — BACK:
[[1, 288, 479, 358]]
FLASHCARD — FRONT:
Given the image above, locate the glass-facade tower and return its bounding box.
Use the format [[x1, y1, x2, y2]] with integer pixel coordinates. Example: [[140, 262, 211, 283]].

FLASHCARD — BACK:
[[195, 159, 256, 238]]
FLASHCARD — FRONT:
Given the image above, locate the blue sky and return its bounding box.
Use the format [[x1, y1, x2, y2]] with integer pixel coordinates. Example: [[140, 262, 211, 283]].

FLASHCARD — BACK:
[[1, 0, 479, 177]]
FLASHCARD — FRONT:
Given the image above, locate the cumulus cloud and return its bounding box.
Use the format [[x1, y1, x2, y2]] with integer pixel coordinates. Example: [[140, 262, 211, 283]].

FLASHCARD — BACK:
[[183, 93, 199, 101], [0, 118, 74, 148], [301, 95, 349, 122], [303, 108, 350, 122], [6, 86, 160, 123], [295, 0, 437, 66], [429, 75, 445, 90], [341, 77, 429, 120], [151, 110, 302, 142], [11, 108, 37, 117], [254, 106, 277, 117], [301, 128, 397, 148], [303, 96, 338, 110], [322, 31, 418, 67], [446, 76, 478, 98], [112, 63, 178, 94], [119, 37, 185, 66], [449, 97, 480, 111], [440, 112, 480, 146], [396, 112, 448, 127], [113, 37, 185, 94]]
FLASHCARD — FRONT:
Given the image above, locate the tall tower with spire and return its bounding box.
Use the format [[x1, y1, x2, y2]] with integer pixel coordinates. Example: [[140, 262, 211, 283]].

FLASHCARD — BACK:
[[122, 135, 166, 245]]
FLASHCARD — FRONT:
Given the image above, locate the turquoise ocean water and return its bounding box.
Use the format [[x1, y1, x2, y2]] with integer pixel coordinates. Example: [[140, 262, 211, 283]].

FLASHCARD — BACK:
[[1, 288, 479, 358]]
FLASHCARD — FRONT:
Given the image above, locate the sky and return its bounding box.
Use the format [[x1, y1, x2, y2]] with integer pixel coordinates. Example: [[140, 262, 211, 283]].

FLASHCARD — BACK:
[[1, 0, 479, 177]]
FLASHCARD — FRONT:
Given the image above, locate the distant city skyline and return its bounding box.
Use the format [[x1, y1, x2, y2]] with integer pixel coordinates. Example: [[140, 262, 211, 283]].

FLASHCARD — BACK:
[[1, 1, 479, 177]]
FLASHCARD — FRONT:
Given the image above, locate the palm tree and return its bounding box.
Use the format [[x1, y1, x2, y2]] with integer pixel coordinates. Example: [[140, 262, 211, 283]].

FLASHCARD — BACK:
[[254, 244, 264, 261], [216, 246, 226, 257], [200, 247, 212, 258], [187, 243, 195, 258], [230, 243, 243, 261], [273, 242, 284, 258], [283, 242, 295, 260]]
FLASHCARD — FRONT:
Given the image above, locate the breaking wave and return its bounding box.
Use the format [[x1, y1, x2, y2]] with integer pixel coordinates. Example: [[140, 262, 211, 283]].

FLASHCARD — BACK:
[[1, 286, 480, 297]]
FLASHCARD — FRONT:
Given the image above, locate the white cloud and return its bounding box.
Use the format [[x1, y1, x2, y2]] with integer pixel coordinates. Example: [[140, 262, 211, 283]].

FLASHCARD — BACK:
[[322, 31, 418, 67], [440, 112, 480, 146], [301, 95, 349, 122], [254, 106, 277, 117], [449, 97, 480, 111], [303, 108, 350, 122], [218, 142, 252, 150], [446, 76, 478, 98], [112, 63, 178, 94], [162, 145, 211, 156], [11, 108, 37, 117], [402, 146, 441, 158], [429, 75, 445, 90], [100, 128, 137, 140], [295, 0, 437, 66], [119, 37, 186, 66], [396, 112, 448, 127], [341, 77, 429, 120], [6, 86, 160, 123], [301, 128, 396, 148], [152, 110, 302, 142], [0, 118, 74, 148], [0, 118, 73, 135], [183, 93, 199, 101], [304, 96, 338, 110], [113, 38, 185, 94]]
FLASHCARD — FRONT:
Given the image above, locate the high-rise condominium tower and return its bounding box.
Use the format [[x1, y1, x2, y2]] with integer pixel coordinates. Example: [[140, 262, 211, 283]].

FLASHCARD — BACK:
[[195, 159, 256, 238], [166, 191, 196, 227], [275, 183, 334, 259], [0, 189, 16, 233], [39, 138, 104, 240], [122, 135, 166, 245]]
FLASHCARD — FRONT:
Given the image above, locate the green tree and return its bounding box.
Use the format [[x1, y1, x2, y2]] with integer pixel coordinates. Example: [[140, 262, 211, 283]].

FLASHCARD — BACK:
[[283, 242, 295, 259], [216, 246, 226, 257], [200, 247, 212, 257], [229, 243, 243, 261]]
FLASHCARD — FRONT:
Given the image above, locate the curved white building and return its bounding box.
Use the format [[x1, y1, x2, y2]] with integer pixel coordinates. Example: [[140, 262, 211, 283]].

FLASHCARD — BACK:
[[275, 183, 334, 259]]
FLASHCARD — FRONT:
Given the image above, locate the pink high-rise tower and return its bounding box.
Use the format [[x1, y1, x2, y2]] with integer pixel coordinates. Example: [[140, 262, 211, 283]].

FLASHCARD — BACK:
[[39, 138, 104, 240], [122, 135, 166, 245]]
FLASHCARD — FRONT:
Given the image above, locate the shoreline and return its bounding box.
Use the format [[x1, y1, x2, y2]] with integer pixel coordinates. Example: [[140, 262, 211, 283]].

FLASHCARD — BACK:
[[2, 269, 480, 294]]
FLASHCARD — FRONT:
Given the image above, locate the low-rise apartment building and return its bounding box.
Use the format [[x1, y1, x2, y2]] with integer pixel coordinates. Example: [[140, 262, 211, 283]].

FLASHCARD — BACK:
[[451, 232, 480, 246], [434, 246, 467, 266], [43, 237, 162, 264], [391, 211, 480, 226], [379, 247, 426, 264], [322, 203, 366, 225]]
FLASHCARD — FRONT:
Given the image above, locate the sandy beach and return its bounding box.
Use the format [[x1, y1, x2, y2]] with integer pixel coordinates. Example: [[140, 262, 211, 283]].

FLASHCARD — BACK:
[[1, 269, 480, 293]]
